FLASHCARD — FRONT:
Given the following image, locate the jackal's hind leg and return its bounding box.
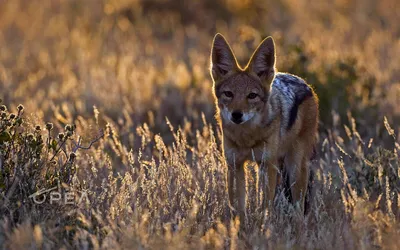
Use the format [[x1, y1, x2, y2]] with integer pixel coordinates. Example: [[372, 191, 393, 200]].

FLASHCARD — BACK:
[[285, 148, 309, 213]]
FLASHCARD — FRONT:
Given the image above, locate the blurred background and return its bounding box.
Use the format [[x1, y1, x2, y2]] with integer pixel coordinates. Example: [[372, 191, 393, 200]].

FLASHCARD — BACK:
[[1, 0, 399, 139], [0, 1, 399, 248]]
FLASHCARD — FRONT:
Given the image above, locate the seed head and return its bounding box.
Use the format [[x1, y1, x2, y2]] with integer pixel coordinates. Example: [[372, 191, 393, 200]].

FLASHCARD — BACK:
[[58, 133, 64, 140], [0, 105, 6, 111], [27, 133, 34, 140], [9, 113, 16, 119], [46, 123, 53, 130], [35, 125, 41, 131], [69, 152, 76, 161], [65, 124, 72, 131], [17, 104, 24, 111]]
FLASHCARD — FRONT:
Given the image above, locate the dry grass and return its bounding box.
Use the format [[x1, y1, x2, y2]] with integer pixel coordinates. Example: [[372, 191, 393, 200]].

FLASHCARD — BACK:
[[0, 0, 399, 249]]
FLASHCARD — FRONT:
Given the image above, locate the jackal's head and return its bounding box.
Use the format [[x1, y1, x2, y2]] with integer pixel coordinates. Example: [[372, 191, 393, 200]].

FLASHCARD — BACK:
[[210, 33, 276, 125]]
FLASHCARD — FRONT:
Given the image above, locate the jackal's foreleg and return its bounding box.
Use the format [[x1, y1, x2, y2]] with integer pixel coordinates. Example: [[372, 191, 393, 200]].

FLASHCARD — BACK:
[[227, 160, 246, 225], [259, 159, 278, 212]]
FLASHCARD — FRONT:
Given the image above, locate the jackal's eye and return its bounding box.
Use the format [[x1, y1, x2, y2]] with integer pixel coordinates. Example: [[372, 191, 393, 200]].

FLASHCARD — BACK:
[[247, 93, 258, 99], [223, 91, 234, 98]]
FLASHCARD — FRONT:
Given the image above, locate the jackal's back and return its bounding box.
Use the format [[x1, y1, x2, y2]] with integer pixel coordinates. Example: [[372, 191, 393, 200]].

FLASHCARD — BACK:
[[271, 73, 315, 131]]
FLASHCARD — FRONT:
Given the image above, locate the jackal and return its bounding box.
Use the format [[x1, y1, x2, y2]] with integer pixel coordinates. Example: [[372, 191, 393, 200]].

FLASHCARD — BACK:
[[210, 33, 318, 222]]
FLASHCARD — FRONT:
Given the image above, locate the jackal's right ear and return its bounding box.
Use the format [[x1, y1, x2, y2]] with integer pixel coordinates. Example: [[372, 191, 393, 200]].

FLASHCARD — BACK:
[[248, 36, 276, 83], [210, 33, 238, 82]]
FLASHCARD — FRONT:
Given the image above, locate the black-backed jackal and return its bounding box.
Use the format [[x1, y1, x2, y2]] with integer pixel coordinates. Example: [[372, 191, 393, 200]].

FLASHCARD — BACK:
[[210, 34, 318, 223]]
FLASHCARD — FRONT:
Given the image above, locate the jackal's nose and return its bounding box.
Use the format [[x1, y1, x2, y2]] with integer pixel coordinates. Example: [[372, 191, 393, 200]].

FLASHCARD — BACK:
[[231, 111, 243, 124]]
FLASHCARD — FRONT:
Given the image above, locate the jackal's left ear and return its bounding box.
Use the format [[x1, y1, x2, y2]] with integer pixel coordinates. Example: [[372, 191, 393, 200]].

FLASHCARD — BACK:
[[248, 36, 276, 82]]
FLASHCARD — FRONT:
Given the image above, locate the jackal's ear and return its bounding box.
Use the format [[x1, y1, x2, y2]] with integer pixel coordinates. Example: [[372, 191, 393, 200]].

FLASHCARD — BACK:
[[210, 33, 238, 82], [248, 36, 276, 82]]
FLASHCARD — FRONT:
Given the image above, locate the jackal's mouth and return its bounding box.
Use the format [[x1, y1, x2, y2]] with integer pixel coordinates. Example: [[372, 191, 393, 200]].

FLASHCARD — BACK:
[[221, 108, 256, 125]]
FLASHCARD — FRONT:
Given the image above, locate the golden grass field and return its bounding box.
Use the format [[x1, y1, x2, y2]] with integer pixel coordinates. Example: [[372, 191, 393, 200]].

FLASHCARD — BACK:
[[0, 0, 399, 249]]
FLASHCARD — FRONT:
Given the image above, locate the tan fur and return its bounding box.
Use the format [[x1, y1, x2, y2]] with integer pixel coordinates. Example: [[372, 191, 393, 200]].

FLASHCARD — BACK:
[[210, 34, 319, 224]]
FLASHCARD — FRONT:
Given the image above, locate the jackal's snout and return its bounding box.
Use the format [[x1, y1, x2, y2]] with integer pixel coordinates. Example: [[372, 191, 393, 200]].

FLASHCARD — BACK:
[[231, 111, 243, 124]]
